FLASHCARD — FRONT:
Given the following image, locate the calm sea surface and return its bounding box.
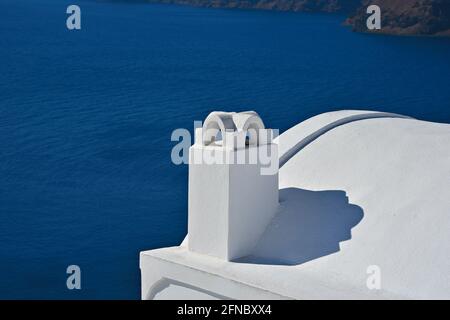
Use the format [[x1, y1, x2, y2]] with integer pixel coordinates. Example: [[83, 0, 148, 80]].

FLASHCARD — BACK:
[[0, 0, 449, 299]]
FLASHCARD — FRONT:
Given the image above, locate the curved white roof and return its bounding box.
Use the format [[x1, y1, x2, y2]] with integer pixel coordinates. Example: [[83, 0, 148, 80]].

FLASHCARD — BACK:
[[142, 110, 450, 299], [252, 110, 450, 299]]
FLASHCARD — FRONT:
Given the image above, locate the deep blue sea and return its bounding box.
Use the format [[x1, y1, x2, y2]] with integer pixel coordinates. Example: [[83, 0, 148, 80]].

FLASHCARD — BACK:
[[0, 0, 449, 299]]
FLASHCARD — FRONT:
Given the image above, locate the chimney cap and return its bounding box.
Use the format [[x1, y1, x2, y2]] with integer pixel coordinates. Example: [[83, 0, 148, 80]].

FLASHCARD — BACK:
[[202, 111, 265, 146]]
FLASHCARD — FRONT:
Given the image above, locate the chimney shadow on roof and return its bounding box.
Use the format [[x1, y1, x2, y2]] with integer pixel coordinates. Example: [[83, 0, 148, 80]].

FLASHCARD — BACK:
[[235, 188, 364, 266]]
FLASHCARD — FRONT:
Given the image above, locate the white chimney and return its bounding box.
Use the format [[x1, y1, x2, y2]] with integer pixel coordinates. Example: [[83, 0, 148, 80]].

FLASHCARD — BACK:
[[188, 111, 279, 261]]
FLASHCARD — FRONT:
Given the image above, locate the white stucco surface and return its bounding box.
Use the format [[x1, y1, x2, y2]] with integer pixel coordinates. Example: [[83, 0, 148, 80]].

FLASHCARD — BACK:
[[141, 110, 450, 300]]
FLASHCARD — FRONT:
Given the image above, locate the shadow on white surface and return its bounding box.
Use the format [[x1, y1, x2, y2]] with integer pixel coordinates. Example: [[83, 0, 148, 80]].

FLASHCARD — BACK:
[[237, 188, 364, 266]]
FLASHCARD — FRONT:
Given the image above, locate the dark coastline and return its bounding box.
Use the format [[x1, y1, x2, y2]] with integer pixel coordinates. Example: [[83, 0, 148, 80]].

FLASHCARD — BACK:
[[143, 0, 450, 36]]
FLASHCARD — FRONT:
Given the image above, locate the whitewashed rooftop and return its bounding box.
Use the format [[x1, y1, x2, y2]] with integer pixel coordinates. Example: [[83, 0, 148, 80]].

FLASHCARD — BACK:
[[140, 110, 450, 300]]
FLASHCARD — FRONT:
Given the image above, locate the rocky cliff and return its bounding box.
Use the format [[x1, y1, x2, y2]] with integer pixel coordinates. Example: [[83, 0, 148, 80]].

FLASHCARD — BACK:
[[147, 0, 361, 13], [147, 0, 450, 36], [347, 0, 450, 36]]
